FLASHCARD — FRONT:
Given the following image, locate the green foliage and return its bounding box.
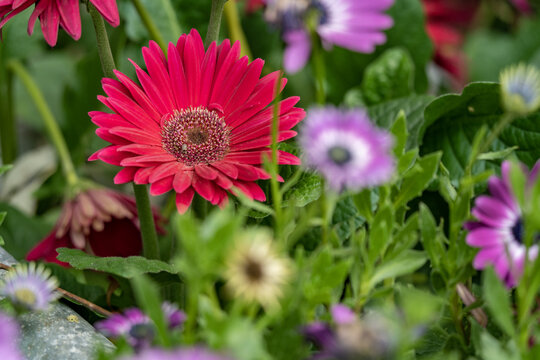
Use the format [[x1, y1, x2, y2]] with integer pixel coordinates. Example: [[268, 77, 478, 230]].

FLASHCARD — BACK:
[[422, 82, 540, 181], [56, 248, 178, 278], [483, 268, 515, 336], [361, 48, 414, 105]]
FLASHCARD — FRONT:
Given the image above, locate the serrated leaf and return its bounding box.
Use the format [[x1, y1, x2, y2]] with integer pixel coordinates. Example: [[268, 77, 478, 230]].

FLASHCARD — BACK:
[[483, 267, 515, 336], [422, 82, 540, 181], [368, 95, 434, 150], [362, 48, 414, 105], [370, 250, 427, 286], [56, 248, 178, 278], [282, 172, 322, 207]]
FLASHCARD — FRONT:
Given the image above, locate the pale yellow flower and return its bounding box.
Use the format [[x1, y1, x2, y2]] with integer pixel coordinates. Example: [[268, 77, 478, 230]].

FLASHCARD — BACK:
[[225, 229, 292, 309]]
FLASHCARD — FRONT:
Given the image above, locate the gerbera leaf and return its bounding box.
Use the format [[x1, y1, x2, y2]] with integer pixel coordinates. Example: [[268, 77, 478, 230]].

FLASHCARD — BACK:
[[55, 248, 178, 278]]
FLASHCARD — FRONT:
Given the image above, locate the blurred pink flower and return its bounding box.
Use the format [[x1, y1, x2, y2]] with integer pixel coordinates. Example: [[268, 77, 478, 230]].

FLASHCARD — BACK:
[[0, 0, 119, 46]]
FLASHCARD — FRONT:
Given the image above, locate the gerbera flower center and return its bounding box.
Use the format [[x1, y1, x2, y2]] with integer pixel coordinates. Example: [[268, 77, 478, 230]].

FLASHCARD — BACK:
[[244, 258, 264, 282], [161, 107, 230, 166], [14, 288, 37, 306], [328, 146, 352, 166]]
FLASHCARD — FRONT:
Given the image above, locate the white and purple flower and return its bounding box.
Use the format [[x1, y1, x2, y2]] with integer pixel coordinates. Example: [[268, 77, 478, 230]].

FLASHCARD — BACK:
[[264, 0, 395, 73], [96, 302, 186, 350], [0, 262, 59, 312], [0, 312, 24, 360], [300, 107, 395, 192], [500, 63, 540, 115], [118, 347, 232, 360], [465, 161, 540, 288]]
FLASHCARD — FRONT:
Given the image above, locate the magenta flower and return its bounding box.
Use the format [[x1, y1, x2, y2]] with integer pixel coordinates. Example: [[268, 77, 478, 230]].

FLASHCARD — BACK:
[[465, 161, 540, 288], [0, 263, 60, 312], [0, 312, 24, 360], [511, 0, 532, 13], [0, 0, 119, 46], [299, 107, 395, 192], [89, 29, 304, 213], [96, 303, 186, 350], [119, 347, 232, 360], [264, 0, 395, 73]]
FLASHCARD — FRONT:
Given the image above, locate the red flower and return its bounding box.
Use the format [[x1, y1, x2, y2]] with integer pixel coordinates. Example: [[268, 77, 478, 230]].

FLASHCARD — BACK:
[[26, 188, 164, 266], [244, 0, 265, 13], [89, 29, 305, 213], [0, 0, 119, 46], [422, 0, 481, 86]]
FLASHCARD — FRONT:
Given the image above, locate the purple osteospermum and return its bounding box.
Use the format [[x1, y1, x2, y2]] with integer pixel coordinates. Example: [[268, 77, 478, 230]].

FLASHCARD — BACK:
[[300, 107, 395, 192], [0, 312, 24, 360], [264, 0, 395, 73], [119, 347, 232, 360], [0, 262, 59, 311], [465, 161, 540, 288], [96, 308, 154, 350], [161, 301, 187, 329]]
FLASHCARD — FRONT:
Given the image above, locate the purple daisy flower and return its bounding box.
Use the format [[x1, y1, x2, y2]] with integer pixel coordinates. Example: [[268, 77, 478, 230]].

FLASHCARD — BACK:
[[0, 262, 59, 312], [465, 161, 540, 288], [96, 302, 186, 350], [118, 347, 232, 360], [302, 304, 395, 360], [299, 107, 395, 192], [0, 312, 24, 360], [264, 0, 395, 73]]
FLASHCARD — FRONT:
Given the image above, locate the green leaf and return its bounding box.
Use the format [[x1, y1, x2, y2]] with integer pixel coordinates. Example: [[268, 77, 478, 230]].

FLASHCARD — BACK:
[[361, 48, 414, 105], [419, 204, 447, 273], [368, 204, 394, 264], [302, 247, 351, 306], [282, 172, 322, 207], [121, 0, 182, 44], [480, 330, 520, 360], [56, 248, 178, 278], [131, 275, 170, 347], [0, 203, 50, 260], [368, 95, 434, 150], [0, 164, 12, 176], [391, 111, 409, 157], [370, 250, 427, 286], [483, 267, 515, 336], [394, 152, 442, 209], [398, 285, 443, 326], [422, 82, 540, 181]]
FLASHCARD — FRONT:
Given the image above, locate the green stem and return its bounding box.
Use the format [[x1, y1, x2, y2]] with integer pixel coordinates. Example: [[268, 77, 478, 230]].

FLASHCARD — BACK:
[[7, 60, 79, 188], [131, 0, 167, 50], [89, 2, 160, 259], [476, 113, 515, 162], [133, 184, 160, 259], [89, 3, 116, 78], [310, 30, 326, 104], [270, 72, 284, 243], [0, 46, 16, 164], [205, 0, 228, 47], [223, 1, 252, 59]]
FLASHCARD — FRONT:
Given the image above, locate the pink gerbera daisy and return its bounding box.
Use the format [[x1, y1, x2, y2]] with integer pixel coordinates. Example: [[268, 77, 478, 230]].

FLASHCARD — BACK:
[[0, 0, 119, 46], [89, 29, 304, 213]]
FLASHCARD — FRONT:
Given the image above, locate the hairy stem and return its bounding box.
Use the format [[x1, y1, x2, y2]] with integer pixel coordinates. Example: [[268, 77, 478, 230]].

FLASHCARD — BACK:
[[89, 2, 160, 259], [205, 0, 228, 47]]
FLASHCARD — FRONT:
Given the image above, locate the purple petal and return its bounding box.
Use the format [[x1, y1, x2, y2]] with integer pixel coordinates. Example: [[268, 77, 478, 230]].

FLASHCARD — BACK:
[[283, 29, 311, 74], [331, 304, 356, 325]]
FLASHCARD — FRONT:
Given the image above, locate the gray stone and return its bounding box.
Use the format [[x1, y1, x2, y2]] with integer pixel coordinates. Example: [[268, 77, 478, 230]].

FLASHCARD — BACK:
[[0, 246, 115, 360]]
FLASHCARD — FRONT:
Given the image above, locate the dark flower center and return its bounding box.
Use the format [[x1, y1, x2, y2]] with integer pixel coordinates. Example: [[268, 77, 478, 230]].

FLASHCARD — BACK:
[[244, 259, 264, 282], [129, 323, 155, 344], [161, 107, 230, 166], [511, 218, 524, 243], [310, 0, 329, 25], [328, 146, 352, 166]]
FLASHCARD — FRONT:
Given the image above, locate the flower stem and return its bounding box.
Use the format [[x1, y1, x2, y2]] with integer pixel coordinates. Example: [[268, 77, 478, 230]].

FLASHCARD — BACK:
[[223, 1, 252, 59], [270, 72, 284, 243], [0, 46, 16, 164], [476, 113, 516, 162], [88, 3, 116, 79], [7, 60, 79, 189], [205, 0, 228, 47], [131, 0, 168, 50], [89, 2, 160, 260], [310, 29, 326, 105]]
